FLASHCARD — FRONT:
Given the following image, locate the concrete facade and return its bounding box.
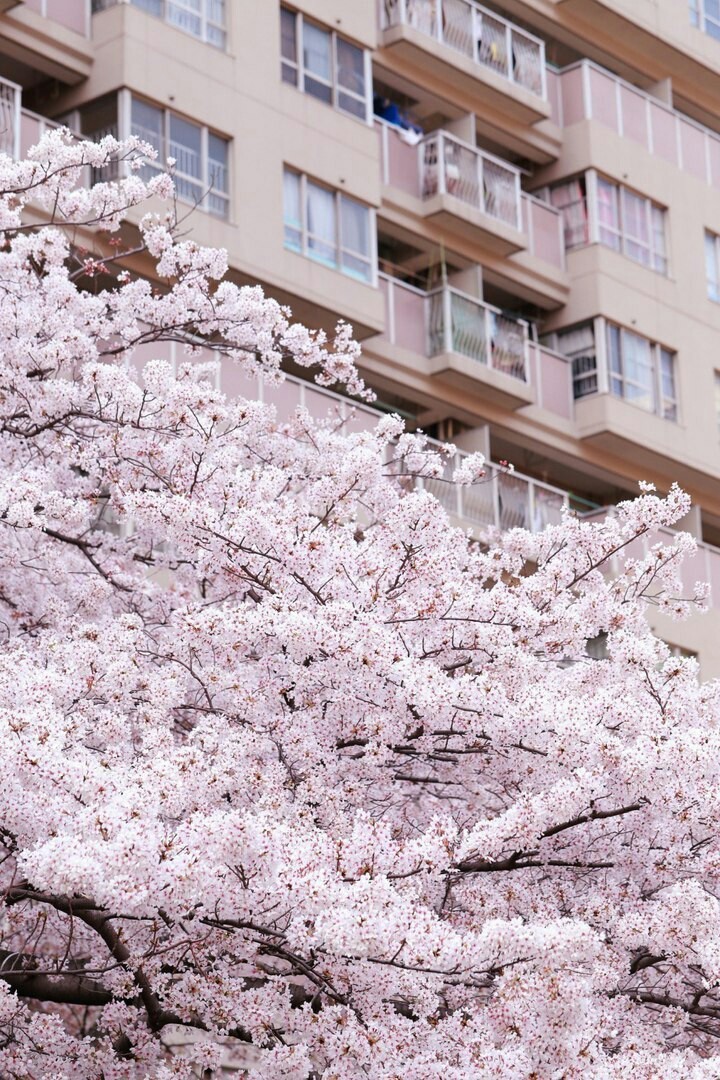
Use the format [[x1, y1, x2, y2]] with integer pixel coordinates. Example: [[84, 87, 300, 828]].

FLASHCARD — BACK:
[[2, 0, 720, 673]]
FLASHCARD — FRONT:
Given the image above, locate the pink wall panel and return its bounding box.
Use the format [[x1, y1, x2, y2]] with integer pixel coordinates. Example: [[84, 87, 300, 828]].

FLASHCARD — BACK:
[[560, 67, 586, 127], [650, 104, 678, 165], [589, 68, 619, 132], [680, 120, 707, 182], [619, 86, 648, 148]]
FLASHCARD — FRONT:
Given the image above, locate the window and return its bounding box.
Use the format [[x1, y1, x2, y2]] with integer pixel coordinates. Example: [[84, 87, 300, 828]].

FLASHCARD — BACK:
[[547, 174, 667, 273], [690, 0, 720, 41], [597, 176, 667, 272], [548, 177, 588, 249], [607, 324, 677, 419], [131, 97, 229, 218], [550, 320, 677, 419], [586, 632, 608, 660], [283, 168, 374, 283], [280, 7, 370, 121], [92, 0, 226, 48], [555, 324, 597, 399], [706, 231, 720, 301]]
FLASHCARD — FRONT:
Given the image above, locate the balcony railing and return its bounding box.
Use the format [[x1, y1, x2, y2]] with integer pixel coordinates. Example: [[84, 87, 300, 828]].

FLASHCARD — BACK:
[[420, 129, 522, 230], [552, 59, 720, 187], [0, 77, 21, 159], [378, 273, 574, 411], [418, 456, 568, 532], [428, 285, 529, 381], [376, 120, 565, 266], [22, 0, 90, 36], [131, 331, 570, 535], [521, 192, 565, 269], [379, 0, 546, 98]]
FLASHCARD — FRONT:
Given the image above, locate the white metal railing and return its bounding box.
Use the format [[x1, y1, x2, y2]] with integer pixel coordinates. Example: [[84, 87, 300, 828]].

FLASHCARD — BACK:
[[416, 454, 568, 532], [427, 285, 529, 381], [379, 0, 546, 99], [232, 361, 567, 533], [0, 77, 21, 160], [420, 129, 522, 230], [131, 332, 567, 534]]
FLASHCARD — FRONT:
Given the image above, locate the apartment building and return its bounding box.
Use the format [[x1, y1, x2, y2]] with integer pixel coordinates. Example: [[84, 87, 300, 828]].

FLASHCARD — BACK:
[[2, 0, 720, 673]]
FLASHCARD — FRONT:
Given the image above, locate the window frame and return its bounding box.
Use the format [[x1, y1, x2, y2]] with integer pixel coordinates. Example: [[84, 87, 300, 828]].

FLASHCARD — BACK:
[[280, 6, 372, 124], [128, 94, 230, 220], [546, 171, 668, 274], [691, 0, 720, 40], [283, 167, 377, 285], [92, 0, 227, 49], [706, 230, 720, 302], [547, 318, 678, 421]]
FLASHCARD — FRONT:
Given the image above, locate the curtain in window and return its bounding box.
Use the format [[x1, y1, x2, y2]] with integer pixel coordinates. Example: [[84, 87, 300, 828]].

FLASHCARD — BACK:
[[169, 114, 203, 203], [306, 181, 337, 267], [131, 99, 164, 182], [167, 0, 202, 38], [706, 232, 720, 301], [621, 188, 650, 265], [303, 23, 332, 103], [550, 179, 588, 248], [659, 349, 677, 420], [651, 205, 667, 273], [558, 323, 597, 399], [339, 196, 370, 281], [283, 170, 302, 252], [132, 0, 163, 15], [596, 178, 621, 250], [620, 329, 654, 411], [281, 8, 297, 84], [336, 38, 365, 117]]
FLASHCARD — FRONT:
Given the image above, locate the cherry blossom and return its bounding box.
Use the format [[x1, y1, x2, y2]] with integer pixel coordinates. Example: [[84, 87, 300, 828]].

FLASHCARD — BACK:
[[0, 132, 719, 1078]]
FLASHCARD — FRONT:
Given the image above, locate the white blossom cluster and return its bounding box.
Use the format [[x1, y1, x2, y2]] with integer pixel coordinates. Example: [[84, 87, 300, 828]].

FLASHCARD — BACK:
[[0, 133, 718, 1078]]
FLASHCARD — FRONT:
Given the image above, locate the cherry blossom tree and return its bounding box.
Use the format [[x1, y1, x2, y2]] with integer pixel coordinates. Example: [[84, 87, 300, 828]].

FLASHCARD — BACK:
[[1, 131, 719, 1079]]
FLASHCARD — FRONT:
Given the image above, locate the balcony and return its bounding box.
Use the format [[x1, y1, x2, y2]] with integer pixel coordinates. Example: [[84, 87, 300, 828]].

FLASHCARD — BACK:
[[19, 107, 62, 157], [377, 0, 549, 124], [551, 60, 720, 187], [0, 1, 92, 82], [376, 273, 574, 415], [376, 274, 539, 408], [131, 330, 570, 536], [21, 0, 89, 35], [377, 120, 565, 270], [419, 130, 524, 252], [426, 285, 533, 405]]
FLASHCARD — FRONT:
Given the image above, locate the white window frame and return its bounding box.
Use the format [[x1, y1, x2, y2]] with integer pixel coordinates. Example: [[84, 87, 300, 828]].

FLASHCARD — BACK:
[[548, 318, 678, 420], [549, 171, 668, 274], [706, 230, 720, 302], [591, 172, 668, 274], [605, 321, 677, 420], [691, 0, 720, 40], [127, 93, 230, 220], [280, 6, 372, 124], [92, 0, 226, 49], [283, 168, 377, 285]]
